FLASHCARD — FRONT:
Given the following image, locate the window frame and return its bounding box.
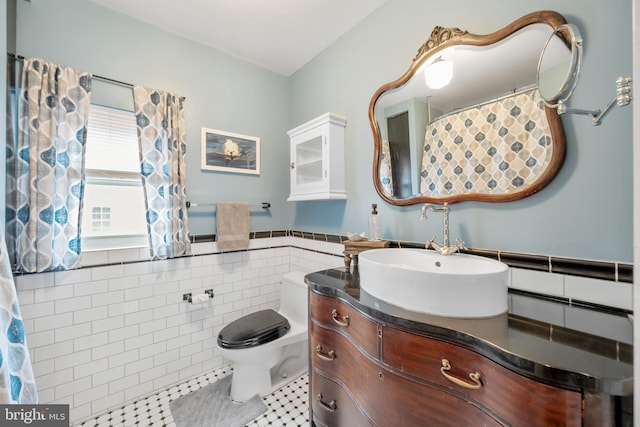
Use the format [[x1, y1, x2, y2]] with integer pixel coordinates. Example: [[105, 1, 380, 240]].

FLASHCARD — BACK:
[[81, 103, 149, 252]]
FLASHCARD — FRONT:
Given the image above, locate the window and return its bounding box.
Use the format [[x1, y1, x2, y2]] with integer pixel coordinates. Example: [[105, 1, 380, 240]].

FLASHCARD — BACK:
[[91, 206, 111, 231], [81, 104, 148, 251]]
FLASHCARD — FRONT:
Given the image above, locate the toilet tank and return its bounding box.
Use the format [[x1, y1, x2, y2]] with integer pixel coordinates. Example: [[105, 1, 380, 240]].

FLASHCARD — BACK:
[[279, 271, 308, 324]]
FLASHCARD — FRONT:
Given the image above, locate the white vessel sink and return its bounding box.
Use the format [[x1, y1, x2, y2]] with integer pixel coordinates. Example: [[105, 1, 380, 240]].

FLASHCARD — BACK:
[[358, 248, 509, 318]]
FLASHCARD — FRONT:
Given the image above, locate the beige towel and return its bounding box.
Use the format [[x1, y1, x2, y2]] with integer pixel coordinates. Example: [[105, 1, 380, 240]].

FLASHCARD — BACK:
[[216, 202, 250, 251]]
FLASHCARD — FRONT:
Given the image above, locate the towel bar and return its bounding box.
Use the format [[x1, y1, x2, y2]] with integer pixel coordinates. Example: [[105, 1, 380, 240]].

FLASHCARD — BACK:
[[186, 201, 270, 209]]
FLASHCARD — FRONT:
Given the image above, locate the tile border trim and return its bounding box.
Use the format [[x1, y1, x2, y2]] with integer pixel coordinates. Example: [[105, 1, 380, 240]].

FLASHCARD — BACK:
[[15, 230, 631, 286], [199, 230, 633, 284]]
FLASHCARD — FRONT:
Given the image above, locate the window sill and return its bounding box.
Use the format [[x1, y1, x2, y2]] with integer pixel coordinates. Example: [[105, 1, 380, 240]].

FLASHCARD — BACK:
[[78, 246, 150, 268]]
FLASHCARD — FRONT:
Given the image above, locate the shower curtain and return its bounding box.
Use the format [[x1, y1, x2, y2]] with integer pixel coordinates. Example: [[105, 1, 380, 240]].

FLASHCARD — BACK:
[[6, 57, 92, 273], [380, 139, 395, 196], [133, 86, 190, 260], [0, 228, 37, 403]]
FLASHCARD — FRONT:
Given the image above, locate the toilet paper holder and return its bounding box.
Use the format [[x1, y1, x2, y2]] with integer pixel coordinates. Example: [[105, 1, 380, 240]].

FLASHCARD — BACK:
[[183, 289, 214, 303]]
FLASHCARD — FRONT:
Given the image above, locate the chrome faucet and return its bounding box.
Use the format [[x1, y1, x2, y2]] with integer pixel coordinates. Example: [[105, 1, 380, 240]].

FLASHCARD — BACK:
[[419, 202, 467, 255]]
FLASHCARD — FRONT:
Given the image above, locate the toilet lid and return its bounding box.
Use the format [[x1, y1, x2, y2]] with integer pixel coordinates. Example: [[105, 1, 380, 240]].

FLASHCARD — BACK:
[[217, 309, 291, 349]]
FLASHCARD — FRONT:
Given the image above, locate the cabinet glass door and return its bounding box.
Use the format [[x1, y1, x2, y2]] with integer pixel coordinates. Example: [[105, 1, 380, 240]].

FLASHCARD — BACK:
[[295, 135, 324, 185]]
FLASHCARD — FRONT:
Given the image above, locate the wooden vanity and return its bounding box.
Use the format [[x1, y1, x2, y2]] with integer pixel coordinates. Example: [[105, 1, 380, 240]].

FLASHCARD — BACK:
[[306, 268, 633, 426]]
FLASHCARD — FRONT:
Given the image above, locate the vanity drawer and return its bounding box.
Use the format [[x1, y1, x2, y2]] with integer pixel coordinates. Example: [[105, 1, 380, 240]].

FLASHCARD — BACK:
[[311, 321, 367, 381], [311, 370, 373, 427], [369, 366, 505, 426], [381, 325, 582, 427], [312, 321, 504, 426], [309, 291, 378, 357]]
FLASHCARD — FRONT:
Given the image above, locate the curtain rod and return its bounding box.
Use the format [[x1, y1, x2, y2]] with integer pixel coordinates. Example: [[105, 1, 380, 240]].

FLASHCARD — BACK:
[[8, 52, 186, 100], [429, 84, 537, 124]]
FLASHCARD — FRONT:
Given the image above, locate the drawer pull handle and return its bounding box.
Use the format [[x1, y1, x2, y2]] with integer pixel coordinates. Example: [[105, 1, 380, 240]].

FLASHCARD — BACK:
[[331, 309, 350, 327], [317, 393, 337, 411], [316, 345, 336, 361], [440, 359, 482, 390]]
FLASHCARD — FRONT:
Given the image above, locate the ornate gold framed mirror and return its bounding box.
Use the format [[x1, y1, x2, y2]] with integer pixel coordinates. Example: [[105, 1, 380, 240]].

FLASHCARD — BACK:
[[369, 11, 568, 206]]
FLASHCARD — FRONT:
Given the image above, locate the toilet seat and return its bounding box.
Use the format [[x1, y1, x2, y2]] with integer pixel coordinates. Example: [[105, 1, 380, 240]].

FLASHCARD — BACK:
[[217, 309, 290, 349]]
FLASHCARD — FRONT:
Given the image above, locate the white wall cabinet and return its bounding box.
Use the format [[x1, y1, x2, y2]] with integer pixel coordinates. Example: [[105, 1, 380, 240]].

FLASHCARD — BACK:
[[287, 113, 347, 201]]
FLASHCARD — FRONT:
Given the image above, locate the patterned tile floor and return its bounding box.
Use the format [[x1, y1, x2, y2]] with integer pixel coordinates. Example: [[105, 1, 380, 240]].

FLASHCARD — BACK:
[[77, 365, 309, 427]]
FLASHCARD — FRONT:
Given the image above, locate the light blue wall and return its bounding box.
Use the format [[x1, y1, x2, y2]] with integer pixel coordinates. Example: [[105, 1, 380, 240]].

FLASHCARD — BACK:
[[12, 0, 633, 262], [289, 0, 633, 262], [15, 0, 291, 236]]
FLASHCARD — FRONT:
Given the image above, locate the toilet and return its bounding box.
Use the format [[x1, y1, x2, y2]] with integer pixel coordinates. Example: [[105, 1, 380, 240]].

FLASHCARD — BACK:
[[216, 271, 309, 402]]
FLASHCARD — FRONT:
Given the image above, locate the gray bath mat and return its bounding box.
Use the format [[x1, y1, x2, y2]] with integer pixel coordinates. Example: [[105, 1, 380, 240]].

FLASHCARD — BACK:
[[169, 375, 267, 427]]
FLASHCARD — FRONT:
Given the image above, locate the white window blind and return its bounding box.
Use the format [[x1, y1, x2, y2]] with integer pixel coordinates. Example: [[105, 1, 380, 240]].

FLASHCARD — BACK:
[[81, 104, 148, 251], [85, 104, 140, 173]]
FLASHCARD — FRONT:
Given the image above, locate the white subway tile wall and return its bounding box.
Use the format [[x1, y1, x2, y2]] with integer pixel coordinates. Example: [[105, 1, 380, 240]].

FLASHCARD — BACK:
[[509, 267, 633, 310], [14, 237, 630, 424], [509, 267, 633, 345], [510, 269, 565, 297], [564, 275, 633, 311]]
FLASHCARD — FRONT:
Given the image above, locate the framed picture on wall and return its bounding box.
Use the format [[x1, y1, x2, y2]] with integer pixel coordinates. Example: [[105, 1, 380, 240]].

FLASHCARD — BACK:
[[200, 128, 260, 175]]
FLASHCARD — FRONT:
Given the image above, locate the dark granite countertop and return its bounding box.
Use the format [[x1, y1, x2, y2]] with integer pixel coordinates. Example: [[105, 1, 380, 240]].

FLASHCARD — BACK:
[[305, 268, 633, 396]]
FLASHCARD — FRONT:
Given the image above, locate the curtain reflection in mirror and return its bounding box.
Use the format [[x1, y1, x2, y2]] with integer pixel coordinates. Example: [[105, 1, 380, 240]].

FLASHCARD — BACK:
[[420, 88, 553, 196], [379, 140, 395, 196]]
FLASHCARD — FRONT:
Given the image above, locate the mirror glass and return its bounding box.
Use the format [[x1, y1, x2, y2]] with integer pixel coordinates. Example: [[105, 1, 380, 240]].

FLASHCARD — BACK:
[[537, 24, 581, 103], [370, 11, 568, 205]]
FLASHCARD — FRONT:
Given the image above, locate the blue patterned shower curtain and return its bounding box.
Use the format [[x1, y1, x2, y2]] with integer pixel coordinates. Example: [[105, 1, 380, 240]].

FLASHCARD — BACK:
[[6, 57, 92, 273], [380, 139, 395, 196], [133, 86, 190, 260], [419, 88, 552, 196], [0, 229, 37, 403]]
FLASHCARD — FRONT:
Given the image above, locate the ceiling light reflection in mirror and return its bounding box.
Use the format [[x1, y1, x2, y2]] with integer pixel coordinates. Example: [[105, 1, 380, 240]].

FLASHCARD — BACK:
[[424, 57, 453, 90]]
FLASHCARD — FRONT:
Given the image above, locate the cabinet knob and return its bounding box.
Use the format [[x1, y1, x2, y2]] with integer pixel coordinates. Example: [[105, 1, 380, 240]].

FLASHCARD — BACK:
[[440, 359, 483, 390], [290, 162, 295, 169]]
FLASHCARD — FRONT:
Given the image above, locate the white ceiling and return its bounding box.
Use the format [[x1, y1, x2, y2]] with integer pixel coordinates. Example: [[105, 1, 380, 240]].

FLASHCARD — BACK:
[[89, 0, 389, 76]]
